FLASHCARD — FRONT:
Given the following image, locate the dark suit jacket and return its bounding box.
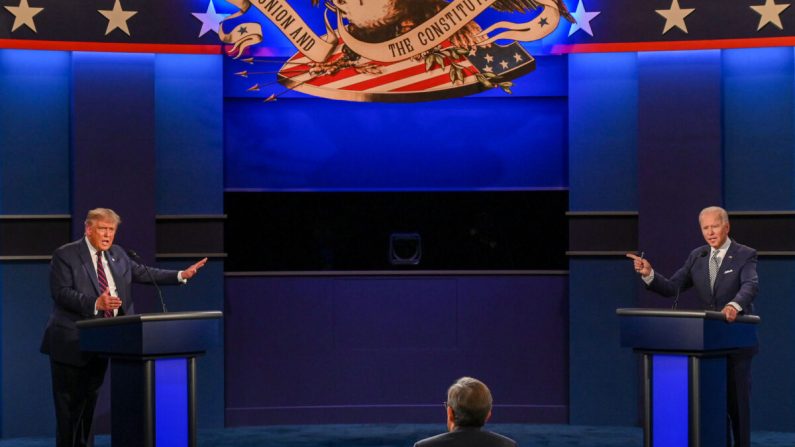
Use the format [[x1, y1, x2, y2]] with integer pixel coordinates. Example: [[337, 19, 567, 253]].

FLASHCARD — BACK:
[[41, 238, 182, 366], [646, 239, 758, 314], [414, 427, 517, 447]]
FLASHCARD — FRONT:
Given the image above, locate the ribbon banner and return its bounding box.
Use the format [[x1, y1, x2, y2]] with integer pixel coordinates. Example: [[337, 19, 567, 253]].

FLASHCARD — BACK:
[[219, 0, 336, 61], [221, 0, 565, 62]]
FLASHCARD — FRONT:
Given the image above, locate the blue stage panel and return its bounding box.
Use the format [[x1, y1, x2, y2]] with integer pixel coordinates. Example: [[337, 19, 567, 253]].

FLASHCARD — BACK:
[[752, 259, 795, 432], [224, 96, 567, 191], [155, 358, 189, 447], [723, 47, 795, 211], [568, 52, 638, 211], [155, 54, 224, 215], [223, 274, 569, 425], [652, 354, 689, 446], [0, 262, 55, 437], [0, 50, 70, 214], [568, 258, 638, 425]]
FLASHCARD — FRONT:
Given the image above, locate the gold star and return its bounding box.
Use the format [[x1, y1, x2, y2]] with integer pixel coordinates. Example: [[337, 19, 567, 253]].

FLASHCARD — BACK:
[[4, 0, 44, 33], [98, 0, 137, 36], [656, 0, 695, 34], [750, 0, 790, 31]]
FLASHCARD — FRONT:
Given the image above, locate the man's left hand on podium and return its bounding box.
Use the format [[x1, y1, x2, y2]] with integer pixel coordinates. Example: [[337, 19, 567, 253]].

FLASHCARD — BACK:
[[721, 305, 738, 323]]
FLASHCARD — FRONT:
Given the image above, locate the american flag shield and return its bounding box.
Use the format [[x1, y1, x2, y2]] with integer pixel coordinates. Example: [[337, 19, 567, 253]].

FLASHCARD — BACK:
[[277, 39, 536, 102]]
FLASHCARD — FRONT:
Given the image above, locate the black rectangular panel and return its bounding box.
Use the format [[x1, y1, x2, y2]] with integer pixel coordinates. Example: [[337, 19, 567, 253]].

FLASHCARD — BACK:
[[225, 191, 568, 271], [0, 216, 71, 257]]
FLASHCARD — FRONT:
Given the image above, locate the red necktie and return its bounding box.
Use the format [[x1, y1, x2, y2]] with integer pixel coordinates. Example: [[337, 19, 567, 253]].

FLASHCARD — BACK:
[[96, 251, 113, 318]]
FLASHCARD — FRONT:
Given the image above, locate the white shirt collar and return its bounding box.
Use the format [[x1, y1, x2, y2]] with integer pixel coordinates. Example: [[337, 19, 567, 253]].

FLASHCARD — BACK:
[[85, 237, 102, 259], [711, 238, 731, 258]]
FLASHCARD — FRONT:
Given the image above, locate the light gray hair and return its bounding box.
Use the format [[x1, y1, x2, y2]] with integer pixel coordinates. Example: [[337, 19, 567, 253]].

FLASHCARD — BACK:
[[446, 377, 493, 428], [699, 206, 729, 225], [84, 208, 122, 226]]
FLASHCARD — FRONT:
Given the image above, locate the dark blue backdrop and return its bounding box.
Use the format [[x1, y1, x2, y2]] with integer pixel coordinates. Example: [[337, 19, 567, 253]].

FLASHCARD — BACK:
[[2, 44, 795, 439]]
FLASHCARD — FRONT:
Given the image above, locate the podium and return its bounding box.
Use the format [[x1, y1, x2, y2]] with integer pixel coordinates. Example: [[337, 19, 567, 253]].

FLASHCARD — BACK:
[[77, 311, 222, 447], [617, 308, 759, 447]]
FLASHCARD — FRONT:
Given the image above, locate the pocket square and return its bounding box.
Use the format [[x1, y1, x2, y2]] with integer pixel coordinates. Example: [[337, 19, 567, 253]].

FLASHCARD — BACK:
[[723, 269, 733, 274]]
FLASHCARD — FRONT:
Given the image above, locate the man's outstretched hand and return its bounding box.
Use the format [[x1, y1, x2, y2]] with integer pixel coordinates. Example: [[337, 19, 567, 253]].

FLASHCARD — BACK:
[[181, 258, 208, 280], [626, 253, 652, 277]]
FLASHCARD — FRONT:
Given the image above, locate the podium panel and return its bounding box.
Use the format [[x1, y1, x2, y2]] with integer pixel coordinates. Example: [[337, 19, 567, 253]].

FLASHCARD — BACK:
[[78, 311, 221, 447], [617, 308, 758, 447]]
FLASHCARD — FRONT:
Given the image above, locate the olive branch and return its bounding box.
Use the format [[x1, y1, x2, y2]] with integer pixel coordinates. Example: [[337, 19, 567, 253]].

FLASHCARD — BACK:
[[423, 46, 513, 94]]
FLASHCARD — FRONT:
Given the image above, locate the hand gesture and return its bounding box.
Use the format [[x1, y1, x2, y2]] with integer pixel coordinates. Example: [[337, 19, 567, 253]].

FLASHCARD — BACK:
[[96, 288, 122, 311], [181, 258, 208, 280], [626, 253, 652, 277]]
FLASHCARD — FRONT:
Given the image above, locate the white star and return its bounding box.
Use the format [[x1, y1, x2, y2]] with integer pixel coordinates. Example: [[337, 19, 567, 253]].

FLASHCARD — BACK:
[[482, 65, 494, 73], [750, 0, 790, 30], [499, 60, 509, 69], [513, 52, 523, 63], [484, 53, 494, 63], [192, 0, 229, 37], [568, 0, 601, 37], [98, 0, 137, 36], [656, 0, 695, 34], [4, 0, 44, 33]]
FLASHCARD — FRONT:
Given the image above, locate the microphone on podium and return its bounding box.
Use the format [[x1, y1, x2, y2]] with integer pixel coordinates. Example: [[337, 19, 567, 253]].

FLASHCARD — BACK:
[[127, 249, 168, 313]]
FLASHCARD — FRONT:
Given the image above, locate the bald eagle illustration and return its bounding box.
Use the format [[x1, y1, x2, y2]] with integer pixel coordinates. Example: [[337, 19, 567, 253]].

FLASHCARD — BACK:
[[312, 0, 574, 47]]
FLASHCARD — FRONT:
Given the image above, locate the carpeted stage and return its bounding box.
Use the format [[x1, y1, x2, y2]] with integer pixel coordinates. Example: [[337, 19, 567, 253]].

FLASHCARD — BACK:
[[2, 424, 794, 446]]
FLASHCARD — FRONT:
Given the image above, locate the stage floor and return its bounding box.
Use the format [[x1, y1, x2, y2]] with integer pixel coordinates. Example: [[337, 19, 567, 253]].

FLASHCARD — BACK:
[[2, 424, 794, 446]]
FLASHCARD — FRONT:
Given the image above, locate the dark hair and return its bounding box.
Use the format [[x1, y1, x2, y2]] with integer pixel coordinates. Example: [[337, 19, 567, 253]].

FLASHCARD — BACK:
[[446, 377, 492, 427]]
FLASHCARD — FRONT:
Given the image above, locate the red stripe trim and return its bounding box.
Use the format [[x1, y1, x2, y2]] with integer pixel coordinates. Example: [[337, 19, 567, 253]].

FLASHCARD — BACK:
[[340, 63, 430, 90], [0, 39, 222, 54], [341, 57, 471, 91], [552, 37, 795, 54], [390, 66, 478, 93], [301, 56, 393, 87]]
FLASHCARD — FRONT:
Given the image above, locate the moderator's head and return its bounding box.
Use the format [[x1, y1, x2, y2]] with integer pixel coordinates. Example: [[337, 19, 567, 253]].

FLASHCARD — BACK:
[[446, 377, 493, 428]]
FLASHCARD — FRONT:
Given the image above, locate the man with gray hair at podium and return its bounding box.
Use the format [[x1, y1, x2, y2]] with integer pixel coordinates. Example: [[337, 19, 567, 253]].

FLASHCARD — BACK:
[[627, 205, 758, 447], [414, 377, 517, 447], [40, 207, 208, 447]]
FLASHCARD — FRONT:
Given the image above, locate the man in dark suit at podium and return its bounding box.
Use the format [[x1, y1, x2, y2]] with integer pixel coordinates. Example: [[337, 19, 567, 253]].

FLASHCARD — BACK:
[[414, 377, 516, 447], [627, 206, 758, 447], [40, 208, 208, 447]]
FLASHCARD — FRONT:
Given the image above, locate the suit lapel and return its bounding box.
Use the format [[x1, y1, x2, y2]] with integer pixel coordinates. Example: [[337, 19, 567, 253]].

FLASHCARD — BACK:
[[693, 247, 711, 296], [79, 240, 102, 296], [713, 241, 738, 297], [105, 247, 129, 315], [105, 248, 123, 294]]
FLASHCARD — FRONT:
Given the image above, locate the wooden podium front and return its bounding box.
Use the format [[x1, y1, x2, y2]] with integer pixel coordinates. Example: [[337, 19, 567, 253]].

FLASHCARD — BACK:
[[617, 308, 759, 447], [77, 311, 222, 447]]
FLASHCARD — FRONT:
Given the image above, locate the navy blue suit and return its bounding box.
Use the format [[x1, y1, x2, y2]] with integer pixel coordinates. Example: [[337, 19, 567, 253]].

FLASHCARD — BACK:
[[414, 427, 517, 447], [646, 240, 758, 447], [41, 238, 182, 447]]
